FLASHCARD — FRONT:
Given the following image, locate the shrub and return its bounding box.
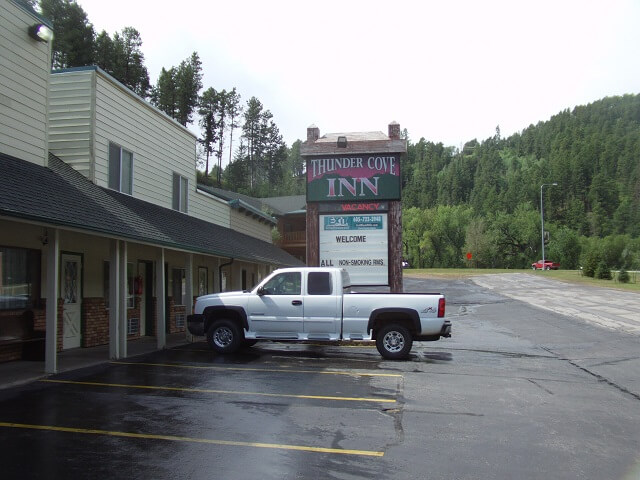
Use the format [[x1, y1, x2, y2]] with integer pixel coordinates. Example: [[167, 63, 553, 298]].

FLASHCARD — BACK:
[[617, 269, 630, 283], [582, 249, 600, 277], [595, 261, 612, 280]]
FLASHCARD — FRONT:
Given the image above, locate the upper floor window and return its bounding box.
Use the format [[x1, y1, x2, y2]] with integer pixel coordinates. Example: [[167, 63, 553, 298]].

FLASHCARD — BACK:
[[108, 142, 133, 195], [172, 173, 188, 213]]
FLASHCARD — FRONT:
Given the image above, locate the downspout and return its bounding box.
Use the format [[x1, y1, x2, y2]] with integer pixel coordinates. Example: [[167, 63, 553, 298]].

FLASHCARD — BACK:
[[219, 258, 234, 292]]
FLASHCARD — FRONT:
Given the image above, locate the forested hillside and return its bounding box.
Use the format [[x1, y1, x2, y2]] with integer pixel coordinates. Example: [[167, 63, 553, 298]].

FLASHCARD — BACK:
[[401, 94, 640, 274]]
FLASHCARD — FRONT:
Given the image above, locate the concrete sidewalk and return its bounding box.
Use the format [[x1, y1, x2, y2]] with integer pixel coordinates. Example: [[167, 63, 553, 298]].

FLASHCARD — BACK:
[[0, 333, 191, 390]]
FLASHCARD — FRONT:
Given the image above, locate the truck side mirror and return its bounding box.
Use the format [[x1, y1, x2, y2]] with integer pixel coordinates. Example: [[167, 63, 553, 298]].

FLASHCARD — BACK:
[[257, 286, 265, 296]]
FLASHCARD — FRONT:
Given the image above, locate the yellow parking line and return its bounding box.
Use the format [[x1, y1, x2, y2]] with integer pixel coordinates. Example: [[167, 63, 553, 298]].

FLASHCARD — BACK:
[[111, 361, 403, 378], [0, 422, 383, 457], [40, 379, 396, 404]]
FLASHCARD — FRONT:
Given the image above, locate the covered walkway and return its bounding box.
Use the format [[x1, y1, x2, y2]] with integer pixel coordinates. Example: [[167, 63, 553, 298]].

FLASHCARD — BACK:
[[0, 333, 193, 390]]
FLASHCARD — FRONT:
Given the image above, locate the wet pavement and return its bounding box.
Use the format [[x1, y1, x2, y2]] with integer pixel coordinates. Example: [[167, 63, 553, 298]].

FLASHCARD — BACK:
[[0, 274, 638, 479]]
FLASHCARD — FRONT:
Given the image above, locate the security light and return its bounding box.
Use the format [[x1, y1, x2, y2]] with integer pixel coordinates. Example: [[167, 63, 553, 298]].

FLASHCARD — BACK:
[[29, 24, 54, 43]]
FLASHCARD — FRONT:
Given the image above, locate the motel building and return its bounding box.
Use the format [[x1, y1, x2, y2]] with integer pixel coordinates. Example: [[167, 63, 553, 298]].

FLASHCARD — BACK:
[[0, 0, 302, 373]]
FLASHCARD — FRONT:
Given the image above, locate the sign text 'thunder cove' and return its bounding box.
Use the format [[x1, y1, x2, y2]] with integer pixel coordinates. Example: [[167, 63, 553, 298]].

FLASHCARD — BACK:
[[306, 155, 401, 202]]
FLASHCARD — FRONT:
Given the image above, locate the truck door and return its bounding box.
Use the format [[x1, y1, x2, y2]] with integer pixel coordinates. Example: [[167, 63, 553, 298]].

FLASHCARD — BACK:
[[303, 271, 341, 339], [247, 271, 303, 337]]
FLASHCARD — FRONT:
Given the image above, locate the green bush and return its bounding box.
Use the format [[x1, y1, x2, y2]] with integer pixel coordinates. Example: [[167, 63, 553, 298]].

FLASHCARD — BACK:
[[595, 261, 612, 280], [582, 249, 600, 277], [617, 269, 630, 283]]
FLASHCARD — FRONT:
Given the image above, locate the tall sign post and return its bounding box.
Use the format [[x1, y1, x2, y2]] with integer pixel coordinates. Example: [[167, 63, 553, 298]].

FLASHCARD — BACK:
[[301, 123, 407, 292]]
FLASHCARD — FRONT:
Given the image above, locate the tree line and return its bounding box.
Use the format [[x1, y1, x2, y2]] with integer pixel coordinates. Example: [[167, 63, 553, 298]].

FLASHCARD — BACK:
[[33, 0, 305, 197], [401, 94, 640, 276]]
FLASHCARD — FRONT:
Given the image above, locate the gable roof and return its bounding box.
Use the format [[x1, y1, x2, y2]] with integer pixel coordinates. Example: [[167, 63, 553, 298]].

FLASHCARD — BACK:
[[0, 153, 303, 267]]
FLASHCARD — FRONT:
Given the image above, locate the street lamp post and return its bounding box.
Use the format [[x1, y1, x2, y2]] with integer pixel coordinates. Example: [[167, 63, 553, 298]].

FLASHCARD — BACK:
[[540, 182, 558, 270]]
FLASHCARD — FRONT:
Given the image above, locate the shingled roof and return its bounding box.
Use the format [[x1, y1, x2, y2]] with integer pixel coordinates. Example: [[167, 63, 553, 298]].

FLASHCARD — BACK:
[[0, 153, 304, 267], [198, 185, 306, 217]]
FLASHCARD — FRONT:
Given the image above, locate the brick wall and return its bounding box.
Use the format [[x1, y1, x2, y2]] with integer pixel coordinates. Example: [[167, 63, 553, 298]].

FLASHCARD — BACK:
[[0, 343, 22, 363], [0, 301, 53, 362], [167, 297, 186, 334], [82, 297, 109, 347]]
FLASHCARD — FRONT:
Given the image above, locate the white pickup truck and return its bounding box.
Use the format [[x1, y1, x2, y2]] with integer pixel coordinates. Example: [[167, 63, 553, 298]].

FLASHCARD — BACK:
[[187, 267, 451, 359]]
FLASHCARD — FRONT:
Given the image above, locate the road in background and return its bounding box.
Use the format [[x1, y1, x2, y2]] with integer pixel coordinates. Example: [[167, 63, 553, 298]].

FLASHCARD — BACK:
[[471, 273, 640, 334]]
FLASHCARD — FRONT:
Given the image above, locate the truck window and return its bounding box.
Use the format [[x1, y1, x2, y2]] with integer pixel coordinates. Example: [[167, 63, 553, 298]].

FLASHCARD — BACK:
[[307, 272, 332, 295], [262, 272, 301, 295]]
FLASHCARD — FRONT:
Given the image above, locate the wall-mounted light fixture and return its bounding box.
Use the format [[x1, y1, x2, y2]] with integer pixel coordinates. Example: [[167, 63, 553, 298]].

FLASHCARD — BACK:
[[29, 23, 54, 43], [337, 136, 347, 148]]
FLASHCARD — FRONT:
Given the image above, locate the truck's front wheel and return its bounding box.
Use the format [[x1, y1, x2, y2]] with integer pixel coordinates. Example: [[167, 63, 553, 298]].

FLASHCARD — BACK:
[[376, 324, 413, 359], [207, 319, 242, 354]]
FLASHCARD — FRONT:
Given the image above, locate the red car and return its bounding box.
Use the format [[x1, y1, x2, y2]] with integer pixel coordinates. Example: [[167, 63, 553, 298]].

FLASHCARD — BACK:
[[531, 260, 560, 270]]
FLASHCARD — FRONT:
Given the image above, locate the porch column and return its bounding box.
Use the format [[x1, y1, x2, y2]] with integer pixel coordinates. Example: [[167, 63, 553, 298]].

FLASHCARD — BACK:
[[185, 253, 194, 341], [109, 239, 121, 359], [45, 228, 59, 374], [118, 241, 128, 358], [156, 248, 166, 349]]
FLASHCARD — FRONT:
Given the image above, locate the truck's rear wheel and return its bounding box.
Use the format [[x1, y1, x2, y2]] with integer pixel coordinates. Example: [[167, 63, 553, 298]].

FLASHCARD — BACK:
[[207, 319, 242, 354], [376, 324, 413, 359]]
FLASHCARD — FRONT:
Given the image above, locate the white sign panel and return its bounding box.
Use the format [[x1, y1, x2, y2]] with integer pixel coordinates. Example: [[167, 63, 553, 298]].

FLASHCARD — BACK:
[[319, 214, 388, 285]]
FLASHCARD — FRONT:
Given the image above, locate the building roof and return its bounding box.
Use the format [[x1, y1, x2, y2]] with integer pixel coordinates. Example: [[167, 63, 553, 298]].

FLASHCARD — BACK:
[[198, 185, 306, 217], [12, 0, 53, 27], [0, 153, 303, 267], [301, 129, 407, 156], [315, 131, 390, 142]]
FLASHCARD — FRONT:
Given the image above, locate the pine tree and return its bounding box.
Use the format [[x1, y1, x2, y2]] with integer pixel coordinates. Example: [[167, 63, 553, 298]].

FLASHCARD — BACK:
[[175, 52, 203, 126], [40, 0, 95, 68], [111, 27, 150, 97]]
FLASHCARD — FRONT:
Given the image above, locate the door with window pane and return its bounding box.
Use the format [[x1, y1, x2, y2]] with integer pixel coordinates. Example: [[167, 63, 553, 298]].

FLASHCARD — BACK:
[[61, 254, 82, 349]]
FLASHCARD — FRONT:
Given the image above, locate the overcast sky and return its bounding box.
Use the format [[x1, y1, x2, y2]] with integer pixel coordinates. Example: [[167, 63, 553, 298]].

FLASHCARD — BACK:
[[77, 0, 640, 152]]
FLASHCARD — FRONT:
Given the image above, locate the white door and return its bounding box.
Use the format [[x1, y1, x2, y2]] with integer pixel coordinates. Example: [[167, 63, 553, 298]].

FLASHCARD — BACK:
[[62, 253, 82, 349]]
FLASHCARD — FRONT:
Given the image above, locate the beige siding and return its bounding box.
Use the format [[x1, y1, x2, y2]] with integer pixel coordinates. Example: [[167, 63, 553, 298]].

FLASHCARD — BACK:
[[191, 189, 231, 227], [0, 1, 50, 165], [93, 71, 196, 208], [48, 68, 273, 242], [48, 70, 94, 179], [230, 209, 273, 243]]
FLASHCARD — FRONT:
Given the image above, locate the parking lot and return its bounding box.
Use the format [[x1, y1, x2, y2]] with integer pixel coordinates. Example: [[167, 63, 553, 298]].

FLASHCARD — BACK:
[[1, 274, 639, 479]]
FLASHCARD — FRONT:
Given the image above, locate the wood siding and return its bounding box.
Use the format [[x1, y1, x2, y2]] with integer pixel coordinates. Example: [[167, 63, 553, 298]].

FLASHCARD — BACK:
[[93, 71, 196, 208], [48, 70, 93, 178], [49, 68, 274, 242], [0, 1, 50, 165], [191, 189, 231, 228], [230, 209, 273, 243]]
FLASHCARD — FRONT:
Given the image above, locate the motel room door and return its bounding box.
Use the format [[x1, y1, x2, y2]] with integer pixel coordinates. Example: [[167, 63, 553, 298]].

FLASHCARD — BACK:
[[61, 253, 82, 349]]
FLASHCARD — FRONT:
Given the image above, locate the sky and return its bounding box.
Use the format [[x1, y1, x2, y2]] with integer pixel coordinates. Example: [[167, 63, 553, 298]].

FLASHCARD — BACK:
[[76, 0, 640, 154]]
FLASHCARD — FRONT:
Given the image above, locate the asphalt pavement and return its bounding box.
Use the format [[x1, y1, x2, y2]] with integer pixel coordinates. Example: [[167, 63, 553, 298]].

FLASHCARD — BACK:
[[0, 273, 638, 479]]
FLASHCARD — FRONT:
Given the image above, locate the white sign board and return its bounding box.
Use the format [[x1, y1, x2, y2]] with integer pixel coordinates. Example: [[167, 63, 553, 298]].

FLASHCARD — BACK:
[[319, 213, 388, 285]]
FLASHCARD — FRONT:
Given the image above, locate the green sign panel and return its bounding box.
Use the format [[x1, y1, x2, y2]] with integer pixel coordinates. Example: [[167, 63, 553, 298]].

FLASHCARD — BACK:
[[307, 155, 401, 202]]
